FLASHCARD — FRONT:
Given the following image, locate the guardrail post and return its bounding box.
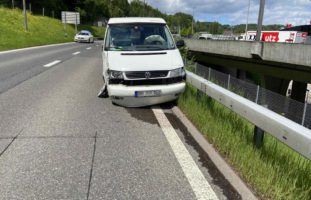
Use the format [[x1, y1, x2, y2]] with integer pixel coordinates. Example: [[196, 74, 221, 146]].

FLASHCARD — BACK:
[[196, 87, 203, 101], [253, 104, 267, 149], [227, 74, 231, 89], [254, 126, 264, 149]]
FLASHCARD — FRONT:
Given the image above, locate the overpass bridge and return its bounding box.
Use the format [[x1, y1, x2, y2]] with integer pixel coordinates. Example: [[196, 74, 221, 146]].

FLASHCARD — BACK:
[[184, 39, 311, 102]]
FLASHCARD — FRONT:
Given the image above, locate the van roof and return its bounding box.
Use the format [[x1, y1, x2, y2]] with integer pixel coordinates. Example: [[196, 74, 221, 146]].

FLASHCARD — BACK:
[[108, 17, 166, 25]]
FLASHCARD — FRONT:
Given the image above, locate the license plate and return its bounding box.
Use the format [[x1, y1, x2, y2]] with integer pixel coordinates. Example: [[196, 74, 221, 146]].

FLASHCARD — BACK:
[[135, 90, 161, 97]]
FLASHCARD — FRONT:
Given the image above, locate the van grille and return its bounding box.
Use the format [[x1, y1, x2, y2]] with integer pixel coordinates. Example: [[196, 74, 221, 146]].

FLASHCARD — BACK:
[[125, 71, 168, 79], [109, 77, 185, 86]]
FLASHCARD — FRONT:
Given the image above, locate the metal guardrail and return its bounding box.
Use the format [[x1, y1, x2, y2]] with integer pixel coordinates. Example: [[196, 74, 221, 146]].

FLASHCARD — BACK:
[[186, 71, 311, 160], [190, 62, 311, 128]]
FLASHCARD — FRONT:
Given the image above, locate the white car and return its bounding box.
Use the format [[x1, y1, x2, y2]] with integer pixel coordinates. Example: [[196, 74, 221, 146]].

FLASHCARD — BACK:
[[74, 31, 94, 43], [99, 17, 186, 107]]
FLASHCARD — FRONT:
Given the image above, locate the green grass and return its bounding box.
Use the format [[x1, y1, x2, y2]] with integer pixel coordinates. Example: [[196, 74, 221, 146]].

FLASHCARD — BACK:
[[0, 7, 105, 51], [178, 84, 311, 200]]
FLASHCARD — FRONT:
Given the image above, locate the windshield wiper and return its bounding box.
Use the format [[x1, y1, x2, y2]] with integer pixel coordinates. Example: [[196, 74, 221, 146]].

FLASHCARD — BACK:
[[134, 45, 167, 50], [108, 46, 134, 51]]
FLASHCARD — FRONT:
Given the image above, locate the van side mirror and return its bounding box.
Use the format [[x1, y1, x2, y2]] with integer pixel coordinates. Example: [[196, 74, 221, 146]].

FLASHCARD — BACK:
[[176, 40, 185, 48]]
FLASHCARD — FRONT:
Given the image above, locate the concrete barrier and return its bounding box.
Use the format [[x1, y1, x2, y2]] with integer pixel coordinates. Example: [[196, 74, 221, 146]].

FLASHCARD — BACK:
[[185, 39, 311, 67]]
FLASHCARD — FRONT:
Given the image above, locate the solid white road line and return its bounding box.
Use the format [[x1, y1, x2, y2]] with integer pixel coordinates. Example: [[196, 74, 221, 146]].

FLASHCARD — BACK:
[[171, 106, 258, 200], [0, 42, 74, 55], [152, 107, 219, 200], [86, 47, 92, 50], [43, 60, 61, 68], [73, 51, 80, 55]]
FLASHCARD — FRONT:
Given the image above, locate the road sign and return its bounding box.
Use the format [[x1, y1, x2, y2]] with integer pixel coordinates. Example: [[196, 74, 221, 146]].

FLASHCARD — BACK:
[[61, 11, 80, 25], [61, 11, 80, 34]]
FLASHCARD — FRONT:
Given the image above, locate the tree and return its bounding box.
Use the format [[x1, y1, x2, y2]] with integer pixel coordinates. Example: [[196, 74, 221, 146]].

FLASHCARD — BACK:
[[83, 0, 109, 22], [111, 0, 129, 17]]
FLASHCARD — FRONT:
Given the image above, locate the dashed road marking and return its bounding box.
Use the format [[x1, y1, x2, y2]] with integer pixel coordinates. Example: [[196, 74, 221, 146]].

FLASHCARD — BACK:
[[73, 51, 80, 55], [152, 107, 219, 200], [43, 60, 61, 68], [86, 47, 92, 50]]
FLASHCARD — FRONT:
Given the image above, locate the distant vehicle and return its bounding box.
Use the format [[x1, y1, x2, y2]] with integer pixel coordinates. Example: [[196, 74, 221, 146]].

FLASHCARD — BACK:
[[74, 30, 94, 43], [198, 33, 236, 41], [172, 33, 181, 39], [236, 31, 257, 41], [198, 33, 213, 40], [237, 31, 308, 43], [99, 17, 186, 107]]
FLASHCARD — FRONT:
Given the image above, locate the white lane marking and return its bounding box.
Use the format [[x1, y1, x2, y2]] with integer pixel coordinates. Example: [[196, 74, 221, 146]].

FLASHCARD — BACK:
[[86, 47, 92, 50], [73, 51, 80, 55], [0, 42, 74, 55], [152, 107, 219, 200], [43, 60, 61, 68]]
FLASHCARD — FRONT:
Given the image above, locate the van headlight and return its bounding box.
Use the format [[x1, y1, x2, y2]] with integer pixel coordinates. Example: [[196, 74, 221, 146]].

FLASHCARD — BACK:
[[109, 70, 124, 79], [169, 67, 186, 78]]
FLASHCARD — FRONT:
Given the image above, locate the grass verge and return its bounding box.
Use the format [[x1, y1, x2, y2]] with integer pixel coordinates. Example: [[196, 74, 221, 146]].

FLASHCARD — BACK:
[[178, 84, 311, 200], [0, 7, 105, 51]]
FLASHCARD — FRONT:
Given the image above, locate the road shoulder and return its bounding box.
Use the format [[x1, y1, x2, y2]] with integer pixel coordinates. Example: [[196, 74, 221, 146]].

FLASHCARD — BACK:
[[172, 106, 258, 200]]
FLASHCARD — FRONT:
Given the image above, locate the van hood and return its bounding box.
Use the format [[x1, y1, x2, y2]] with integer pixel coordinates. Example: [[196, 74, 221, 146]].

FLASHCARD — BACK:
[[107, 49, 184, 71]]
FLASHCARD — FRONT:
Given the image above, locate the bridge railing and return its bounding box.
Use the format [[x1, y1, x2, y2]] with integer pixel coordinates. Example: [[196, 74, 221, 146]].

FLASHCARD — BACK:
[[185, 60, 311, 128], [185, 61, 311, 159]]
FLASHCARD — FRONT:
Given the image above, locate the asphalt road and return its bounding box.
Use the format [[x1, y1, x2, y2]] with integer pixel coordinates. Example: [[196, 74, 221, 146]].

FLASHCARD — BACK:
[[0, 42, 240, 200]]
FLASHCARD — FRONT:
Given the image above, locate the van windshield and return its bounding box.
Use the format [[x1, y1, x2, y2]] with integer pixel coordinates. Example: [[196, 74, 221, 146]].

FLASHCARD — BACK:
[[105, 23, 176, 51]]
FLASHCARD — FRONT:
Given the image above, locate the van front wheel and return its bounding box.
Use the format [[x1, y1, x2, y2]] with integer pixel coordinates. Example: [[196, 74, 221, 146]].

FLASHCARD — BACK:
[[98, 85, 109, 98]]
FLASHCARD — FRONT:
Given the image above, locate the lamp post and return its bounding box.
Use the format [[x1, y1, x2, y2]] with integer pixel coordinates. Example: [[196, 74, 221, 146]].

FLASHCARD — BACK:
[[192, 7, 195, 35], [245, 0, 251, 38], [23, 0, 28, 31], [256, 0, 265, 41]]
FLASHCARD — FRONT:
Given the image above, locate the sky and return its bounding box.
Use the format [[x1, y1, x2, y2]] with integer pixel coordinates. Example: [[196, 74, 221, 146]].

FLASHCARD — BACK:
[[130, 0, 311, 25]]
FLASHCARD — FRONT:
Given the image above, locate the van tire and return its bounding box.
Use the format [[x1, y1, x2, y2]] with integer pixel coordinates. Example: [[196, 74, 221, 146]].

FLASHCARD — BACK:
[[170, 98, 178, 106], [98, 86, 109, 98]]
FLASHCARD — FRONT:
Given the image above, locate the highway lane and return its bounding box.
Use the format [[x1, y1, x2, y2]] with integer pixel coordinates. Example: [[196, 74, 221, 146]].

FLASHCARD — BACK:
[[0, 43, 240, 199], [0, 42, 97, 94]]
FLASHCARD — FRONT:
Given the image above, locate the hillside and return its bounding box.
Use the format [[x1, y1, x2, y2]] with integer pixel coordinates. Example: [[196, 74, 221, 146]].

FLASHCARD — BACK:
[[0, 7, 105, 51]]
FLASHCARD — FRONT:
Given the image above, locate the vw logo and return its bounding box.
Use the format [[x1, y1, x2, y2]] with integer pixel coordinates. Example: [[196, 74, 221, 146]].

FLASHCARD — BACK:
[[145, 72, 151, 79]]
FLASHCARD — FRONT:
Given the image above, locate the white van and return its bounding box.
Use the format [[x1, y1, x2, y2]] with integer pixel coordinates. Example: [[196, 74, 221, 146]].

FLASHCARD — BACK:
[[99, 17, 186, 107]]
